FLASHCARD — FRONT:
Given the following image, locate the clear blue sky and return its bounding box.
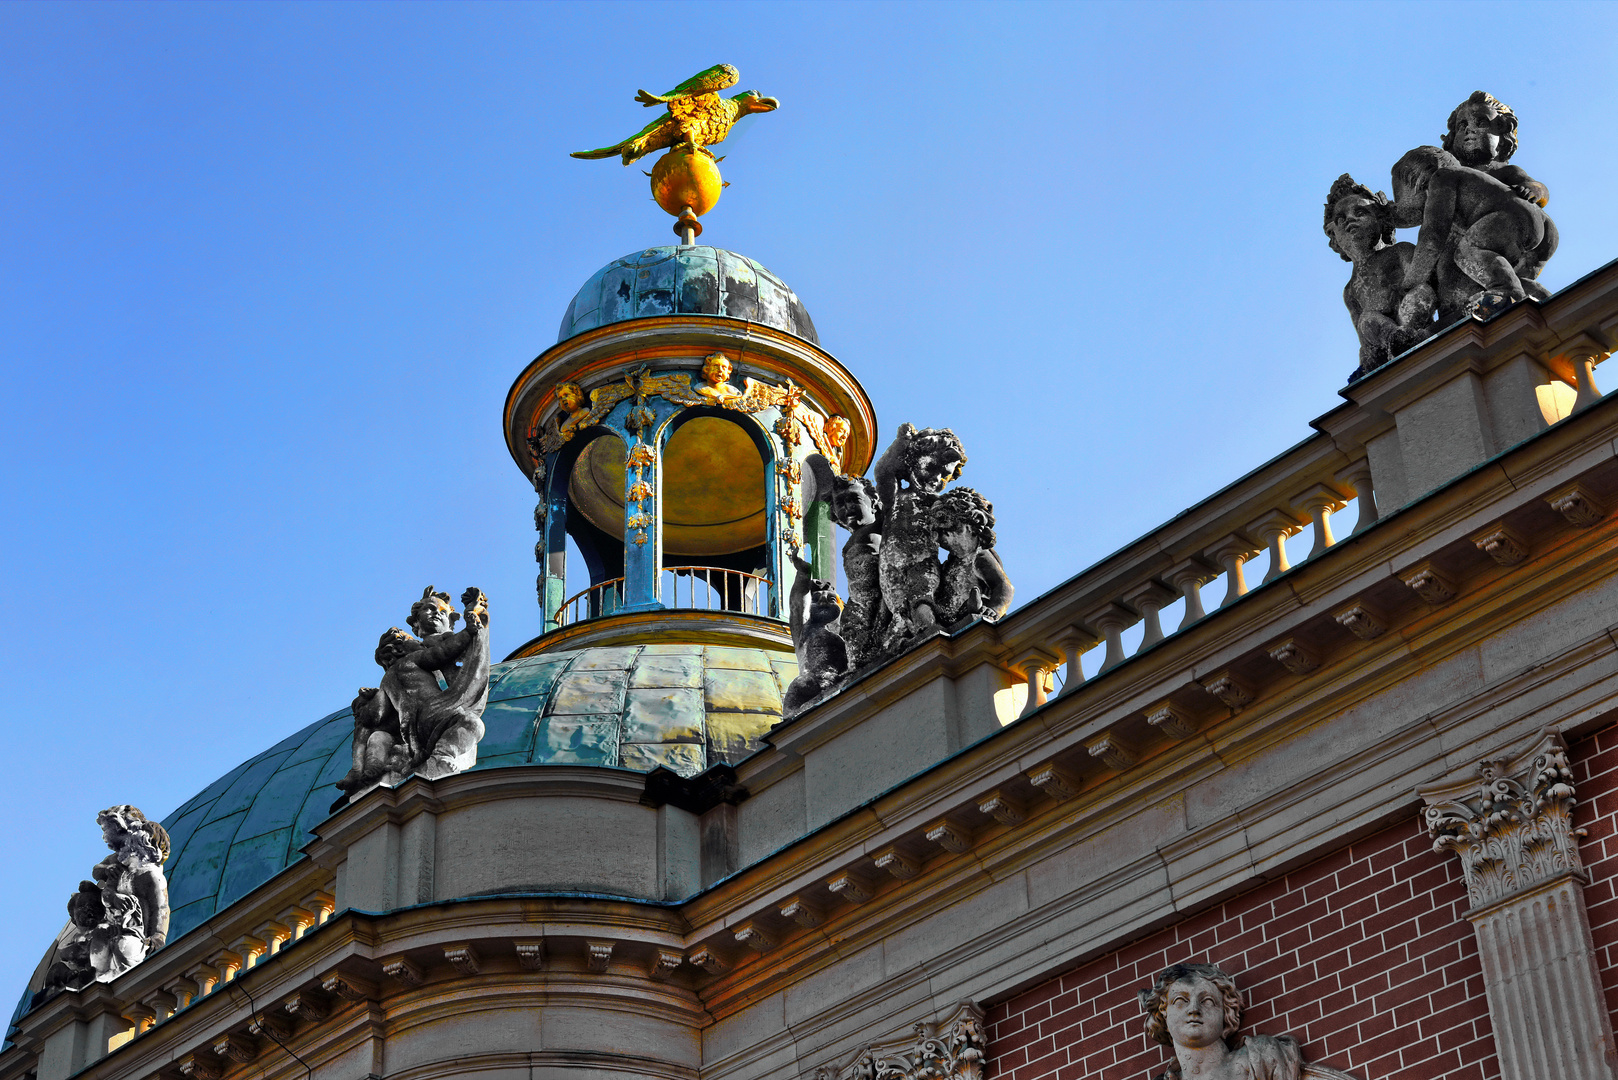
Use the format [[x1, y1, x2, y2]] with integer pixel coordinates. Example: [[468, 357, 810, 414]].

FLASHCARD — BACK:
[[4, 0, 1617, 1004]]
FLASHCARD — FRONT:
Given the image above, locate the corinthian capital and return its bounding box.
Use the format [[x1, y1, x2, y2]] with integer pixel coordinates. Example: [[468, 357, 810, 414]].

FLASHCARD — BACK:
[[1419, 728, 1584, 911]]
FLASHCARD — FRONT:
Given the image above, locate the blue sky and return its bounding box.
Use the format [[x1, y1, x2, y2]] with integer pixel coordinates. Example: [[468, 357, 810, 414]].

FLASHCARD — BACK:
[[4, 0, 1617, 1004]]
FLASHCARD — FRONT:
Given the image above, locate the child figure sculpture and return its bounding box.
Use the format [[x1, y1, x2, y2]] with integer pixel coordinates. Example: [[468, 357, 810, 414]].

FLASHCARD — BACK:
[[1392, 145, 1554, 323], [1324, 174, 1437, 375], [335, 586, 491, 806], [932, 486, 1013, 625], [872, 424, 967, 654], [782, 549, 849, 714]]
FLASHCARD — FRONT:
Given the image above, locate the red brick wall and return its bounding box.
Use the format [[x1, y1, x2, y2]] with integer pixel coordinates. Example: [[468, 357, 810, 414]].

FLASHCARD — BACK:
[[987, 820, 1499, 1080], [1572, 721, 1618, 1034]]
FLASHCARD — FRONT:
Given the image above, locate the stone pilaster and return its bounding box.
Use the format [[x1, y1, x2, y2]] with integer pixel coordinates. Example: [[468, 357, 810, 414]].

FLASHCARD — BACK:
[[1419, 729, 1618, 1080]]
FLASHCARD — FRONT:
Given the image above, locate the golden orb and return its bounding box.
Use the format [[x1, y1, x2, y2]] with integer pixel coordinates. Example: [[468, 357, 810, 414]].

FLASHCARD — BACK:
[[651, 148, 723, 218]]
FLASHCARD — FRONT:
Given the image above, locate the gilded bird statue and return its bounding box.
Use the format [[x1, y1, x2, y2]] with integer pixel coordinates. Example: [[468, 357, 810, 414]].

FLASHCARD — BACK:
[[571, 64, 779, 166]]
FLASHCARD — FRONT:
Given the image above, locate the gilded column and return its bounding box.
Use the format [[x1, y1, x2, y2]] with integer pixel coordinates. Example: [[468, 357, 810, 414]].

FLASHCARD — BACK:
[[1419, 729, 1618, 1080]]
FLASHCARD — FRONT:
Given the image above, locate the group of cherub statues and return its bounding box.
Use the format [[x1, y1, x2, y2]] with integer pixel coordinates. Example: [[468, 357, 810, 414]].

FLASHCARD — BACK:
[[783, 423, 1013, 714], [1327, 90, 1557, 377], [38, 806, 171, 1001], [333, 585, 493, 809]]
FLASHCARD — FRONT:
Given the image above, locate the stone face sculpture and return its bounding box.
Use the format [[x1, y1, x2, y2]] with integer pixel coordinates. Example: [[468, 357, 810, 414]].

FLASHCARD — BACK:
[[782, 550, 850, 713], [335, 586, 491, 806], [39, 807, 171, 999], [1324, 174, 1437, 374], [1139, 963, 1360, 1080], [1330, 91, 1558, 377]]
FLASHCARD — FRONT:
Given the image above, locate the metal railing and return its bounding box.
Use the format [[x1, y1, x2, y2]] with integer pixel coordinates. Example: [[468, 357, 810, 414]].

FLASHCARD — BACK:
[[553, 566, 777, 626]]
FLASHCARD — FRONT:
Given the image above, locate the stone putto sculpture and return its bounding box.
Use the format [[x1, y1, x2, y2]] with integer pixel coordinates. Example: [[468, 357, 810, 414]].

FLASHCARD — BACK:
[[39, 807, 171, 998], [1323, 174, 1437, 373], [782, 550, 850, 713], [1329, 91, 1558, 378], [874, 424, 969, 652], [335, 586, 491, 806], [1139, 963, 1360, 1080]]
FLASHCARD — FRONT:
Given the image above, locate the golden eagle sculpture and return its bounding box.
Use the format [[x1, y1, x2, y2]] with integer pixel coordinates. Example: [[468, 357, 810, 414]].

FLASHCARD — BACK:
[[571, 64, 779, 166]]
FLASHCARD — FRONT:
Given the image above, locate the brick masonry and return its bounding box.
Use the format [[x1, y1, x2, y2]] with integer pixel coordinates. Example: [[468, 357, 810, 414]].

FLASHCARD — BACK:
[[1573, 720, 1618, 1039], [987, 819, 1500, 1080]]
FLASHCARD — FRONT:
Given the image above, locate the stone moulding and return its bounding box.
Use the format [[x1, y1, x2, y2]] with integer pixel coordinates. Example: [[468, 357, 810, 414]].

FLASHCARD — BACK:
[[1420, 728, 1584, 911], [813, 1001, 985, 1080]]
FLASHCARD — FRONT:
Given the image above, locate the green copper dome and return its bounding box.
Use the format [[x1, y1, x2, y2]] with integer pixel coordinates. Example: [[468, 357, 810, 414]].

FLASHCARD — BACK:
[[557, 246, 818, 345], [152, 642, 797, 944]]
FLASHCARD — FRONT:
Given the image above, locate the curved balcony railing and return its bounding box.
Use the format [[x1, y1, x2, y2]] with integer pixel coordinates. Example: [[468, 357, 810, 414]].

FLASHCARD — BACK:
[[553, 566, 778, 626]]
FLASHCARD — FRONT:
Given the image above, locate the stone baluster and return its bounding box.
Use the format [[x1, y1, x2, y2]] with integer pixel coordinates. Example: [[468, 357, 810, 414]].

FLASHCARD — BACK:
[[1085, 602, 1139, 674], [1292, 483, 1347, 559], [165, 976, 200, 1011], [1334, 460, 1378, 535], [1126, 581, 1178, 655], [1006, 648, 1060, 719], [1249, 510, 1306, 583], [279, 904, 317, 942], [1419, 730, 1618, 1080], [1054, 628, 1098, 697], [1564, 335, 1609, 413], [256, 919, 292, 957], [303, 888, 336, 926], [1166, 557, 1218, 630], [141, 989, 177, 1026], [1208, 534, 1260, 608], [186, 963, 220, 998]]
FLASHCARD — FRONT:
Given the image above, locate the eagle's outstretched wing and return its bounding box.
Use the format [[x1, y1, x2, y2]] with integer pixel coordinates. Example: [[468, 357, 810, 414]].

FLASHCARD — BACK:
[[570, 109, 675, 160], [634, 64, 739, 107]]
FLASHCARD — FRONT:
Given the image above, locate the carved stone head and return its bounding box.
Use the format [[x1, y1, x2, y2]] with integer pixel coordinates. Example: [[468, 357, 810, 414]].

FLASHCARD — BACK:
[[95, 806, 171, 866], [375, 627, 420, 668], [1323, 174, 1396, 263], [1443, 90, 1519, 167], [932, 487, 996, 556], [408, 586, 460, 638], [830, 475, 880, 529], [905, 427, 966, 494], [1140, 962, 1242, 1048]]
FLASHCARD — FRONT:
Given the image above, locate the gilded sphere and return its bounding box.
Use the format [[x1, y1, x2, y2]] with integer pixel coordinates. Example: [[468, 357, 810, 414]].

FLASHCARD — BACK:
[[651, 149, 723, 218]]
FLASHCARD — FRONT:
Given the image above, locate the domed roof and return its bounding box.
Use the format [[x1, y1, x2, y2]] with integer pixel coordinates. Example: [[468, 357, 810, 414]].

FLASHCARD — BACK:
[[558, 246, 818, 345], [151, 642, 796, 945]]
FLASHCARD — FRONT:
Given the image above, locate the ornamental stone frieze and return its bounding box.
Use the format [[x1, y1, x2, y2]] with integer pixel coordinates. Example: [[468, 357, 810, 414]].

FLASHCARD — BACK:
[[1419, 729, 1618, 1080], [814, 1002, 985, 1080]]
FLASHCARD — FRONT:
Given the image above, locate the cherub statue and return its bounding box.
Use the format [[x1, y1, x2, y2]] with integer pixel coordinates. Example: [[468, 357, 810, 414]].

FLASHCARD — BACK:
[[695, 352, 744, 407], [39, 807, 171, 999], [1391, 144, 1555, 322], [873, 424, 968, 653], [1139, 963, 1360, 1080], [834, 474, 885, 669], [334, 586, 491, 806], [932, 487, 1013, 625], [1441, 91, 1558, 286], [1323, 174, 1437, 374], [783, 549, 849, 714]]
